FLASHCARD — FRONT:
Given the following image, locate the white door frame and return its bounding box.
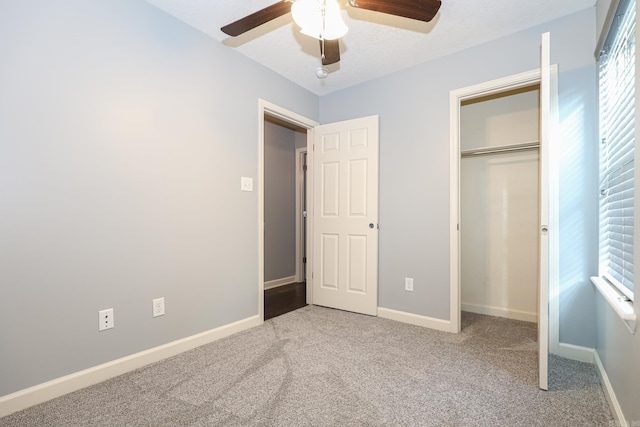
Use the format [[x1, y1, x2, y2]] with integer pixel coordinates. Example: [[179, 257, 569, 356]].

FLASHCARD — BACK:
[[258, 99, 318, 322], [295, 146, 307, 284], [449, 68, 559, 352]]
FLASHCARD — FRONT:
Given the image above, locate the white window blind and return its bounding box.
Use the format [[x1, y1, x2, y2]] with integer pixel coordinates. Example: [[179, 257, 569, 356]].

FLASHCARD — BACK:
[[599, 0, 636, 300]]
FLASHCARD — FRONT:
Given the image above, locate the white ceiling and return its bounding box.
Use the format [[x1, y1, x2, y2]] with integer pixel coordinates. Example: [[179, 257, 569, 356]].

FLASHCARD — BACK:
[[144, 0, 595, 96]]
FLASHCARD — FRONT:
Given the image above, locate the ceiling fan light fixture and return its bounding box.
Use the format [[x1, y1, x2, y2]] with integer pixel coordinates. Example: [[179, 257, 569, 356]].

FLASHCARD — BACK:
[[292, 0, 348, 41]]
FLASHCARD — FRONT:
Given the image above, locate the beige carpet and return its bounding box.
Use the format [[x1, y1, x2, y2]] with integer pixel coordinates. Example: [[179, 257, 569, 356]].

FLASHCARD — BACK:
[[1, 306, 613, 426]]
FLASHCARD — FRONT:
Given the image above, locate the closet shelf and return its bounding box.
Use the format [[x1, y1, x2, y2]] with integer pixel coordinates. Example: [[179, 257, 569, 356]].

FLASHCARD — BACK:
[[461, 141, 539, 158]]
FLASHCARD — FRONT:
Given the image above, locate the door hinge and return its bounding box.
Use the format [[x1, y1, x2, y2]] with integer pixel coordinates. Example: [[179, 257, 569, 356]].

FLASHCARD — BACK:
[[303, 164, 307, 172], [457, 223, 459, 231], [303, 257, 307, 264]]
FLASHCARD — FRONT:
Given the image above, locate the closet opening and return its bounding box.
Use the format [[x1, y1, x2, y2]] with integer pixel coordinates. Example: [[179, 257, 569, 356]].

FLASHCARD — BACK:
[[459, 84, 541, 330]]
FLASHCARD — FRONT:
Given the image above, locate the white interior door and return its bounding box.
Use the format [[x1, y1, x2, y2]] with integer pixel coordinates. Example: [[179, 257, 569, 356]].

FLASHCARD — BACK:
[[538, 31, 551, 391], [312, 115, 379, 316]]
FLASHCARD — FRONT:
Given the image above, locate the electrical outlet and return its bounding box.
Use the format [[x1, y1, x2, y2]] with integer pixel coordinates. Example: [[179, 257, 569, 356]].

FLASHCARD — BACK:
[[405, 277, 414, 292], [152, 297, 165, 317], [240, 177, 253, 192], [99, 308, 114, 331]]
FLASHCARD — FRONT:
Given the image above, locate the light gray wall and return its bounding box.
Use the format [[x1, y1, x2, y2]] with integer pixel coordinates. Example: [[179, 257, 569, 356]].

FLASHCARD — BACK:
[[264, 121, 296, 282], [592, 1, 640, 422], [596, 297, 640, 422], [319, 8, 598, 346], [0, 0, 318, 396], [556, 62, 599, 346]]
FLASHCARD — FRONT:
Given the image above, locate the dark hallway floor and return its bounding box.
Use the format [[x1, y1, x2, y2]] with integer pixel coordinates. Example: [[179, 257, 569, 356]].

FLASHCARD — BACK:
[[264, 282, 307, 320]]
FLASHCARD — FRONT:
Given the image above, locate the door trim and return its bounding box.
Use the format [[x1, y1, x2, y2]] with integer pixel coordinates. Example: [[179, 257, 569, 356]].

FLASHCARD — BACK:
[[449, 68, 559, 351], [295, 146, 307, 284], [258, 99, 318, 322]]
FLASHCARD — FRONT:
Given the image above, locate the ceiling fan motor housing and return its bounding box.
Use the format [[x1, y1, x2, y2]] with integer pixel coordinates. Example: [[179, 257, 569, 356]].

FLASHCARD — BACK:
[[220, 0, 442, 66]]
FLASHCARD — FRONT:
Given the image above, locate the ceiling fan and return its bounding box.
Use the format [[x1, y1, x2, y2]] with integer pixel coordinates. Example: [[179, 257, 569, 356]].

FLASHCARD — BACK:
[[221, 0, 442, 66]]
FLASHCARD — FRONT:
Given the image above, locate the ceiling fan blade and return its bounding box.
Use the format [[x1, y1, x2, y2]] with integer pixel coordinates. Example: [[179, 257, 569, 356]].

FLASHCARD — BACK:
[[221, 1, 291, 37], [320, 39, 341, 65], [348, 0, 441, 22]]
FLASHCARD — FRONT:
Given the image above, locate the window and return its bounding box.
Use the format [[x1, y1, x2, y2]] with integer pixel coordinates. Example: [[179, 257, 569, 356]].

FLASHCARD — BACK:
[[599, 0, 636, 301]]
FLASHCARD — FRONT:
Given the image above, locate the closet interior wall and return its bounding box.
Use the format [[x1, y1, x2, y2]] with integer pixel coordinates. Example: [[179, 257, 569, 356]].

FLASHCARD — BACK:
[[460, 85, 541, 324]]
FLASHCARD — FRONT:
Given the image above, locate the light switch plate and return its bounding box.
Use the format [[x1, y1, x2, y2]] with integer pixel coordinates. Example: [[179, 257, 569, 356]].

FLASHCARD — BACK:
[[241, 177, 253, 192]]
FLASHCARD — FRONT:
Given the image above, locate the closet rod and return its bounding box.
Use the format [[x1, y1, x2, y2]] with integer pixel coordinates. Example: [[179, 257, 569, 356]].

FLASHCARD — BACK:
[[461, 141, 539, 158]]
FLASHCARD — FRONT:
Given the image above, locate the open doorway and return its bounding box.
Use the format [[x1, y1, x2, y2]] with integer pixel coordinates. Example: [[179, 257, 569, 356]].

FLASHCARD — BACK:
[[263, 114, 308, 320], [459, 84, 541, 326], [257, 100, 317, 323], [258, 101, 379, 320]]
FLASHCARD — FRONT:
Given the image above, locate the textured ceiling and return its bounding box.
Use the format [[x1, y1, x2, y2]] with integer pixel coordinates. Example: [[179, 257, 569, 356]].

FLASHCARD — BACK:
[[144, 0, 595, 96]]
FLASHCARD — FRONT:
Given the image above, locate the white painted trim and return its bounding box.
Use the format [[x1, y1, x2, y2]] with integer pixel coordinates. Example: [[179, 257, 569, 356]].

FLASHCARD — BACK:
[[461, 303, 537, 323], [264, 275, 297, 290], [378, 307, 455, 333], [541, 343, 628, 424], [0, 314, 260, 418], [258, 102, 266, 322], [538, 32, 551, 391], [594, 350, 629, 427], [557, 343, 595, 363], [449, 86, 461, 333], [546, 63, 560, 357], [449, 65, 560, 356], [258, 100, 318, 321], [591, 276, 637, 334], [554, 344, 628, 425], [305, 129, 314, 305], [295, 147, 307, 284]]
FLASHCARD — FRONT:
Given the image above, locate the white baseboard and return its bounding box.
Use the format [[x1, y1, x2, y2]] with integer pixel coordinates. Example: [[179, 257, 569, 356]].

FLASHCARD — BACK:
[[555, 344, 627, 426], [378, 307, 454, 333], [0, 314, 261, 418], [557, 343, 595, 363], [594, 350, 628, 427], [264, 276, 296, 290], [461, 302, 537, 323]]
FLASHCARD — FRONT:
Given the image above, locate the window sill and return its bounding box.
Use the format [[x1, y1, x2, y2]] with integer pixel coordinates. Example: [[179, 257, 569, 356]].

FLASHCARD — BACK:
[[591, 276, 636, 334]]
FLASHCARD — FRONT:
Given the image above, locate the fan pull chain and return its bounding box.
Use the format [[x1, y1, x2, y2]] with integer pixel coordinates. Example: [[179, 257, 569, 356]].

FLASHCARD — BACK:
[[320, 0, 327, 61]]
